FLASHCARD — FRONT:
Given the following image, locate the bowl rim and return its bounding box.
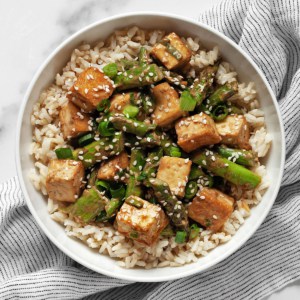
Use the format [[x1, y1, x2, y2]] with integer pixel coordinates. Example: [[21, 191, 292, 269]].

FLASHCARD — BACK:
[[16, 11, 286, 282]]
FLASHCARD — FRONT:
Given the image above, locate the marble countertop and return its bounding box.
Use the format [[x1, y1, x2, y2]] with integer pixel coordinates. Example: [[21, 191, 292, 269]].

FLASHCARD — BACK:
[[1, 0, 299, 298]]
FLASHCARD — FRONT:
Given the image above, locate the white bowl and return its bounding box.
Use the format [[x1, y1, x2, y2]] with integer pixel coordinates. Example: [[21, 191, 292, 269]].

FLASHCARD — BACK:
[[16, 12, 285, 282]]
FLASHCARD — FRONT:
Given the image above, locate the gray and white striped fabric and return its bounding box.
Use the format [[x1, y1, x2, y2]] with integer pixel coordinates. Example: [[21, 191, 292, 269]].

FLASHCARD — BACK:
[[1, 0, 300, 299]]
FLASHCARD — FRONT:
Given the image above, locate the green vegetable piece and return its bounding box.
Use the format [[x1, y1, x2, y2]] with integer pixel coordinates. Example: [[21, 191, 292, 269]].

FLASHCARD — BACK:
[[69, 187, 107, 223], [189, 224, 200, 240], [138, 46, 149, 66], [95, 180, 110, 191], [216, 145, 256, 167], [115, 63, 164, 91], [97, 98, 110, 112], [141, 94, 156, 116], [206, 81, 238, 107], [160, 224, 174, 237], [102, 63, 118, 78], [55, 148, 73, 159], [110, 184, 126, 199], [191, 65, 218, 106], [160, 132, 182, 157], [140, 131, 161, 148], [149, 178, 189, 230], [125, 196, 143, 209], [98, 121, 115, 137], [125, 149, 146, 198], [211, 103, 229, 121], [175, 231, 187, 244], [73, 132, 124, 168], [180, 90, 197, 111], [191, 149, 261, 189], [143, 148, 163, 187], [105, 198, 122, 217], [110, 115, 156, 137], [87, 168, 98, 187], [123, 105, 139, 118], [78, 133, 94, 146], [189, 165, 214, 187], [184, 181, 198, 200], [163, 70, 188, 89]]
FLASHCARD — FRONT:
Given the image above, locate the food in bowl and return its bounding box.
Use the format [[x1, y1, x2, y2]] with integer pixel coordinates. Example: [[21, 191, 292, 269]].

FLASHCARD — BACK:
[[30, 27, 271, 269]]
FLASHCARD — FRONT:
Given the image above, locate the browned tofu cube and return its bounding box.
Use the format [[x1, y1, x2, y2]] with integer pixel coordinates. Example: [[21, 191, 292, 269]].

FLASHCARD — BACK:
[[59, 101, 91, 139], [109, 93, 131, 113], [215, 114, 251, 150], [156, 156, 192, 197], [152, 82, 184, 127], [116, 196, 169, 246], [151, 32, 192, 70], [175, 113, 221, 152], [97, 151, 129, 182], [46, 159, 84, 202], [69, 67, 114, 112], [188, 188, 234, 232]]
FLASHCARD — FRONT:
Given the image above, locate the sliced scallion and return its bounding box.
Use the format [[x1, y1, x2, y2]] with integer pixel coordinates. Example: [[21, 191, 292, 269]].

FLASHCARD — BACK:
[[169, 146, 181, 157], [123, 105, 139, 118], [96, 98, 110, 112], [189, 224, 200, 240], [78, 133, 94, 146], [180, 90, 197, 111], [102, 63, 118, 78], [55, 147, 73, 159], [212, 103, 229, 121], [98, 121, 115, 137], [175, 231, 187, 244]]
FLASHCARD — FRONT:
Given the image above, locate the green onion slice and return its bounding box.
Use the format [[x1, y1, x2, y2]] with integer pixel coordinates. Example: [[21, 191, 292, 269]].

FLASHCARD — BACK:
[[169, 146, 181, 158], [55, 147, 73, 159], [97, 98, 110, 112], [189, 224, 200, 240], [123, 105, 139, 118], [110, 185, 126, 199], [175, 231, 187, 244], [180, 90, 197, 111], [78, 133, 94, 146], [95, 180, 110, 191], [98, 121, 115, 137], [212, 103, 229, 121], [184, 181, 198, 200], [102, 63, 118, 78]]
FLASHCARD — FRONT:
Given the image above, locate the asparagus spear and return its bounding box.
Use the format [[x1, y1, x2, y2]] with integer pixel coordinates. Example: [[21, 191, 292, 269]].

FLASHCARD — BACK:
[[149, 178, 189, 230], [110, 115, 156, 137], [115, 63, 164, 90], [163, 70, 188, 89], [142, 148, 163, 186], [125, 195, 143, 208], [105, 198, 122, 217], [216, 145, 257, 167], [141, 94, 156, 116], [125, 149, 146, 198], [184, 181, 198, 200], [87, 168, 98, 187], [189, 165, 214, 187], [138, 47, 150, 66], [68, 187, 108, 223], [140, 131, 161, 148], [160, 132, 182, 157], [191, 149, 261, 189], [73, 132, 124, 168], [191, 65, 218, 106], [206, 81, 238, 107]]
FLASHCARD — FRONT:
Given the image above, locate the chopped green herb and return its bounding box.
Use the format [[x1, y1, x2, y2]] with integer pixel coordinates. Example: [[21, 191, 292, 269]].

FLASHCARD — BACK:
[[175, 231, 187, 244], [102, 63, 118, 78], [55, 148, 73, 159]]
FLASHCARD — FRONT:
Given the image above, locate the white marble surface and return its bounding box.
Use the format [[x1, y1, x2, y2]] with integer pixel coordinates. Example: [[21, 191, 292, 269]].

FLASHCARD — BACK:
[[1, 0, 299, 298]]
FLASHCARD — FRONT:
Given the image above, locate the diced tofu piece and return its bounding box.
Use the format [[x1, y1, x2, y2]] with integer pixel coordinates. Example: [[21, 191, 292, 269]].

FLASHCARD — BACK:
[[152, 82, 184, 127], [151, 32, 192, 70], [215, 114, 251, 150], [109, 93, 132, 113], [97, 151, 129, 182], [188, 187, 234, 232], [116, 196, 169, 246], [69, 67, 114, 112], [156, 156, 192, 198], [175, 112, 221, 153], [59, 101, 91, 139], [46, 159, 84, 202]]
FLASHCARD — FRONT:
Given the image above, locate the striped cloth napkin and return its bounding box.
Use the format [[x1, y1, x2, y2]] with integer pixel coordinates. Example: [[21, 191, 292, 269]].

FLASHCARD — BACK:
[[1, 0, 300, 299]]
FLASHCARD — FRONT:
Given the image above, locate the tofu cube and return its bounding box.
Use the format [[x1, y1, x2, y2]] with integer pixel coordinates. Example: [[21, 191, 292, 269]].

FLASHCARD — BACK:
[[69, 67, 114, 112], [151, 32, 192, 70], [156, 156, 192, 198], [97, 151, 129, 182], [175, 113, 221, 153], [46, 159, 84, 202], [215, 114, 251, 150], [109, 92, 132, 113], [188, 187, 234, 232], [152, 82, 184, 127], [59, 101, 91, 139], [116, 196, 169, 246]]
